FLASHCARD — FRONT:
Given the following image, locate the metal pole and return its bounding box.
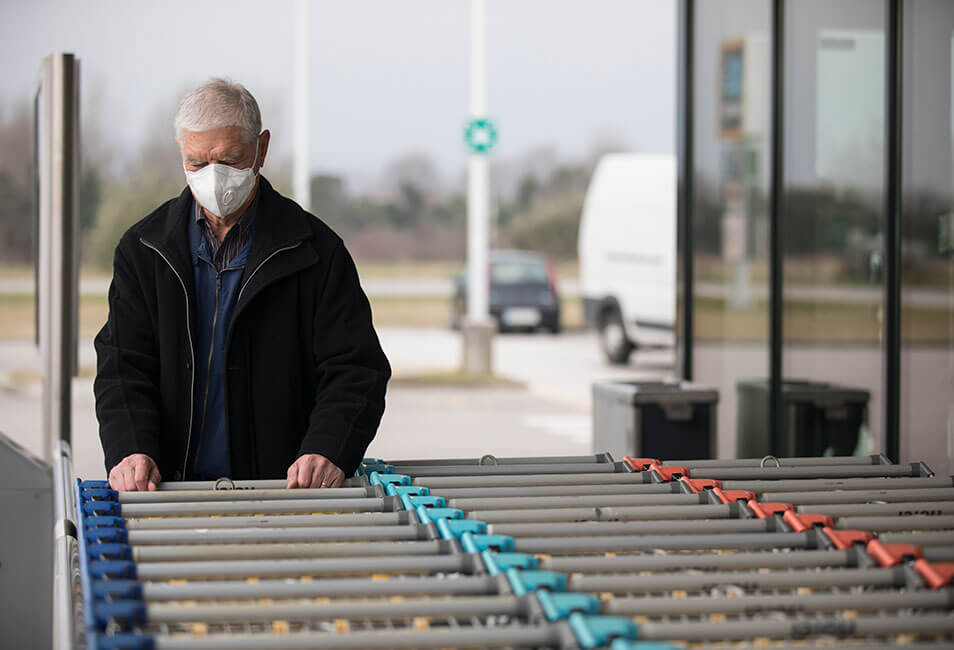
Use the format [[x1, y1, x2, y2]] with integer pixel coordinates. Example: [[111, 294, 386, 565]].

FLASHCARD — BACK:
[[413, 471, 651, 488], [152, 625, 559, 650], [687, 463, 924, 480], [147, 595, 522, 625], [568, 566, 904, 595], [636, 612, 954, 643], [125, 511, 410, 529], [122, 523, 427, 545], [883, 0, 903, 463], [768, 0, 785, 456], [463, 0, 493, 374], [677, 0, 695, 381], [467, 0, 488, 323], [541, 548, 854, 573], [727, 476, 954, 493], [293, 0, 311, 211], [39, 53, 80, 460], [134, 554, 467, 581], [132, 540, 445, 562], [52, 440, 77, 650], [114, 496, 395, 517], [142, 574, 497, 602], [605, 590, 952, 617], [470, 503, 734, 524]]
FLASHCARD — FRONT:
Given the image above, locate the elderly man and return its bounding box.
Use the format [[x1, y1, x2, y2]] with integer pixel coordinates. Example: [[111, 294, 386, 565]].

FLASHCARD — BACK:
[[94, 79, 390, 491]]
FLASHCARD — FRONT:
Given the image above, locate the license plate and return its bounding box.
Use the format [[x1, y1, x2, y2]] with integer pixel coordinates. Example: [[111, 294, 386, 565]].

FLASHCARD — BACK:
[[502, 307, 541, 327]]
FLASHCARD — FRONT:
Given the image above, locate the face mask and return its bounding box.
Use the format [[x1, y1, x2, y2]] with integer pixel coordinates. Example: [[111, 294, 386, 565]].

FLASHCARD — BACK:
[[184, 140, 259, 219]]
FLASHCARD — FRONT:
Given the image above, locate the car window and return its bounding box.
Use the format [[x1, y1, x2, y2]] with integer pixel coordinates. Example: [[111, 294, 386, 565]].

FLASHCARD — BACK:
[[492, 259, 549, 285]]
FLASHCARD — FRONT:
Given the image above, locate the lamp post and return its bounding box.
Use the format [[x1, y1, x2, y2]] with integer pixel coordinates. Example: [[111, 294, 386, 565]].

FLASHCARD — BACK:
[[462, 0, 496, 374], [293, 0, 310, 211]]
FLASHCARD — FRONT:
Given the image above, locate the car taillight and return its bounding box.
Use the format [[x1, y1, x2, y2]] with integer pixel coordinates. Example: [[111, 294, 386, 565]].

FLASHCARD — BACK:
[[546, 259, 558, 295]]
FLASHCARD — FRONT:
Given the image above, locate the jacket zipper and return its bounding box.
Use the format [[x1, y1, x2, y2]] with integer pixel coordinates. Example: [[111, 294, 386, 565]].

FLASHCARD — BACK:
[[139, 237, 195, 480], [192, 260, 220, 475], [236, 241, 303, 305]]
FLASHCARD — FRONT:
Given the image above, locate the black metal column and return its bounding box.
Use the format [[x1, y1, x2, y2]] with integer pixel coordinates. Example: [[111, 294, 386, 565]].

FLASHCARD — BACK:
[[768, 0, 785, 455], [677, 0, 695, 381], [884, 0, 903, 463]]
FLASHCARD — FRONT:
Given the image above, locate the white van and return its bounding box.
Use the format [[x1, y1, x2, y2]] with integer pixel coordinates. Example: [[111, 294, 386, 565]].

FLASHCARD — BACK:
[[578, 153, 676, 364]]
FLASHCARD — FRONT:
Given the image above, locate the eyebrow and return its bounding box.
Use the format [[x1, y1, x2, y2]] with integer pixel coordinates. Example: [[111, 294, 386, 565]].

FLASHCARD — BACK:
[[185, 150, 244, 165]]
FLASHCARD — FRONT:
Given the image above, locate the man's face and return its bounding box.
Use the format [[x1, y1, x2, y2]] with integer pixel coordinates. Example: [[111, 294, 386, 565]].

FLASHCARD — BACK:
[[178, 126, 266, 174]]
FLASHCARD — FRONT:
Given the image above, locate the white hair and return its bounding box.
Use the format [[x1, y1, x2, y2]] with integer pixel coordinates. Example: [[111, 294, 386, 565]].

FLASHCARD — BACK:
[[174, 78, 262, 143]]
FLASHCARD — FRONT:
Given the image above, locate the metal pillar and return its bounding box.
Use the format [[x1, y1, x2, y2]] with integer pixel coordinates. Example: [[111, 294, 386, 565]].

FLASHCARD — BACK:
[[768, 1, 785, 456], [883, 0, 903, 463], [676, 0, 695, 381], [37, 53, 80, 460], [463, 0, 494, 375], [293, 0, 311, 211]]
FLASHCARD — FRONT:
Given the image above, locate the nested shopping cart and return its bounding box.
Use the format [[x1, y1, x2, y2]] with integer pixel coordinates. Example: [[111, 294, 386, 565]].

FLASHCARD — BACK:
[[54, 447, 954, 649]]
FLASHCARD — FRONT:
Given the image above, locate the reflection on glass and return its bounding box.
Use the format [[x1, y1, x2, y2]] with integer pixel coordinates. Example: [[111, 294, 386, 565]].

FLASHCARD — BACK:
[[900, 0, 954, 475], [692, 0, 771, 458], [781, 1, 885, 457]]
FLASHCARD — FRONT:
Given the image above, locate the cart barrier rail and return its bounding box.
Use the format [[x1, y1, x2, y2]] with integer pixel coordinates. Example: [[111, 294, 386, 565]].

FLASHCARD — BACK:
[[56, 449, 954, 649]]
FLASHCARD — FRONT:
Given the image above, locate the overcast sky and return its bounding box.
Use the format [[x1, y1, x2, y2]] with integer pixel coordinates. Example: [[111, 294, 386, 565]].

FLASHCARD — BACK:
[[1, 0, 675, 190]]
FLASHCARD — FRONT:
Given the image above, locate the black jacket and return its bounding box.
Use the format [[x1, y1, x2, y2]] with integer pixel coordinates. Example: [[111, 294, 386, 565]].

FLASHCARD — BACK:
[[93, 178, 391, 480]]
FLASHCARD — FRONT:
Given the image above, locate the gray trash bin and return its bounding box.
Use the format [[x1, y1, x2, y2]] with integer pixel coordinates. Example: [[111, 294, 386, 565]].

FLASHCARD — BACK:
[[592, 380, 719, 461], [736, 379, 870, 458]]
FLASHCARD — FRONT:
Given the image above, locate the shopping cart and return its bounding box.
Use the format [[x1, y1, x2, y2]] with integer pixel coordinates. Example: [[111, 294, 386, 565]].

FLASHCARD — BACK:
[[54, 447, 954, 649]]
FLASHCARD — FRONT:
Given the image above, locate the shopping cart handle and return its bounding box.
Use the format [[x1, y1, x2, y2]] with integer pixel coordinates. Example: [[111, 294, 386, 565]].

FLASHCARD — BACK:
[[89, 632, 154, 650], [415, 506, 463, 524], [86, 543, 132, 561], [92, 580, 143, 601], [568, 613, 639, 649], [368, 471, 410, 487], [85, 526, 128, 545], [537, 591, 600, 621], [89, 560, 136, 580], [436, 518, 486, 540], [82, 501, 122, 516], [480, 550, 537, 575], [94, 601, 146, 629], [506, 568, 566, 596], [386, 484, 429, 498], [461, 532, 514, 554], [84, 515, 126, 529]]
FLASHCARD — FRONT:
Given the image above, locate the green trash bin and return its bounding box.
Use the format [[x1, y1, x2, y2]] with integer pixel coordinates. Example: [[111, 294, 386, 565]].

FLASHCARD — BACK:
[[736, 379, 870, 458]]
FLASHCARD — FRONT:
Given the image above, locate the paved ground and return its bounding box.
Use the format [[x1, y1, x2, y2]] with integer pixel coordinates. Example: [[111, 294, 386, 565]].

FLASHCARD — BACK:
[[0, 327, 673, 480]]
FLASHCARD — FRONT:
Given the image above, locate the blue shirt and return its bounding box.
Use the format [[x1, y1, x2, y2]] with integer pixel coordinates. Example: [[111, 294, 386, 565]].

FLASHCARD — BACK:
[[187, 200, 255, 479]]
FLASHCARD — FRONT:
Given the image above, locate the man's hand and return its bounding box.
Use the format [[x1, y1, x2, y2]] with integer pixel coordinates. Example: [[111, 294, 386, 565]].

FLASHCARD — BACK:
[[108, 453, 161, 492], [287, 454, 344, 489]]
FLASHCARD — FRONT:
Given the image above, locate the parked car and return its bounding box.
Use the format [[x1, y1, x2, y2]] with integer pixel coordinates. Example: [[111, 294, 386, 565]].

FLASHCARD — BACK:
[[578, 153, 676, 364], [452, 249, 561, 333]]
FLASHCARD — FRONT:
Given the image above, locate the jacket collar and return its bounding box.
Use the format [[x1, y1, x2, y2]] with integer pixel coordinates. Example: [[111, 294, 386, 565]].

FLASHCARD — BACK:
[[138, 176, 313, 287], [241, 176, 313, 280]]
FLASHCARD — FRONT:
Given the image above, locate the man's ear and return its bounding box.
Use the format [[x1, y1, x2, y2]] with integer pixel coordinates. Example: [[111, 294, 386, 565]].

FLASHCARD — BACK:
[[256, 130, 271, 173]]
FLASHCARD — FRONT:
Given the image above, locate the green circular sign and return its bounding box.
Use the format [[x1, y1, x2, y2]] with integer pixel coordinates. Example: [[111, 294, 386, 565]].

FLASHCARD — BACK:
[[464, 118, 497, 154]]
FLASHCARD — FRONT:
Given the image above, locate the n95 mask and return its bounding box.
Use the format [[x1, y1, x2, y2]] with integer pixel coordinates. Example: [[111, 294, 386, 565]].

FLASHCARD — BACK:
[[184, 144, 259, 219]]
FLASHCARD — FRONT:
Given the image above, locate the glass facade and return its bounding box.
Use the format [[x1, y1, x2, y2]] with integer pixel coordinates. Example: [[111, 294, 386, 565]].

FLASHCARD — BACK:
[[691, 0, 771, 458], [681, 0, 954, 471], [900, 0, 954, 475], [781, 1, 885, 455]]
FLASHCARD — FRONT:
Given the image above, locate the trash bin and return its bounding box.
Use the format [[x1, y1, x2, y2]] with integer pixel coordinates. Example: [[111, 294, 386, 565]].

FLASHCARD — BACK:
[[592, 380, 719, 461], [736, 379, 870, 458]]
